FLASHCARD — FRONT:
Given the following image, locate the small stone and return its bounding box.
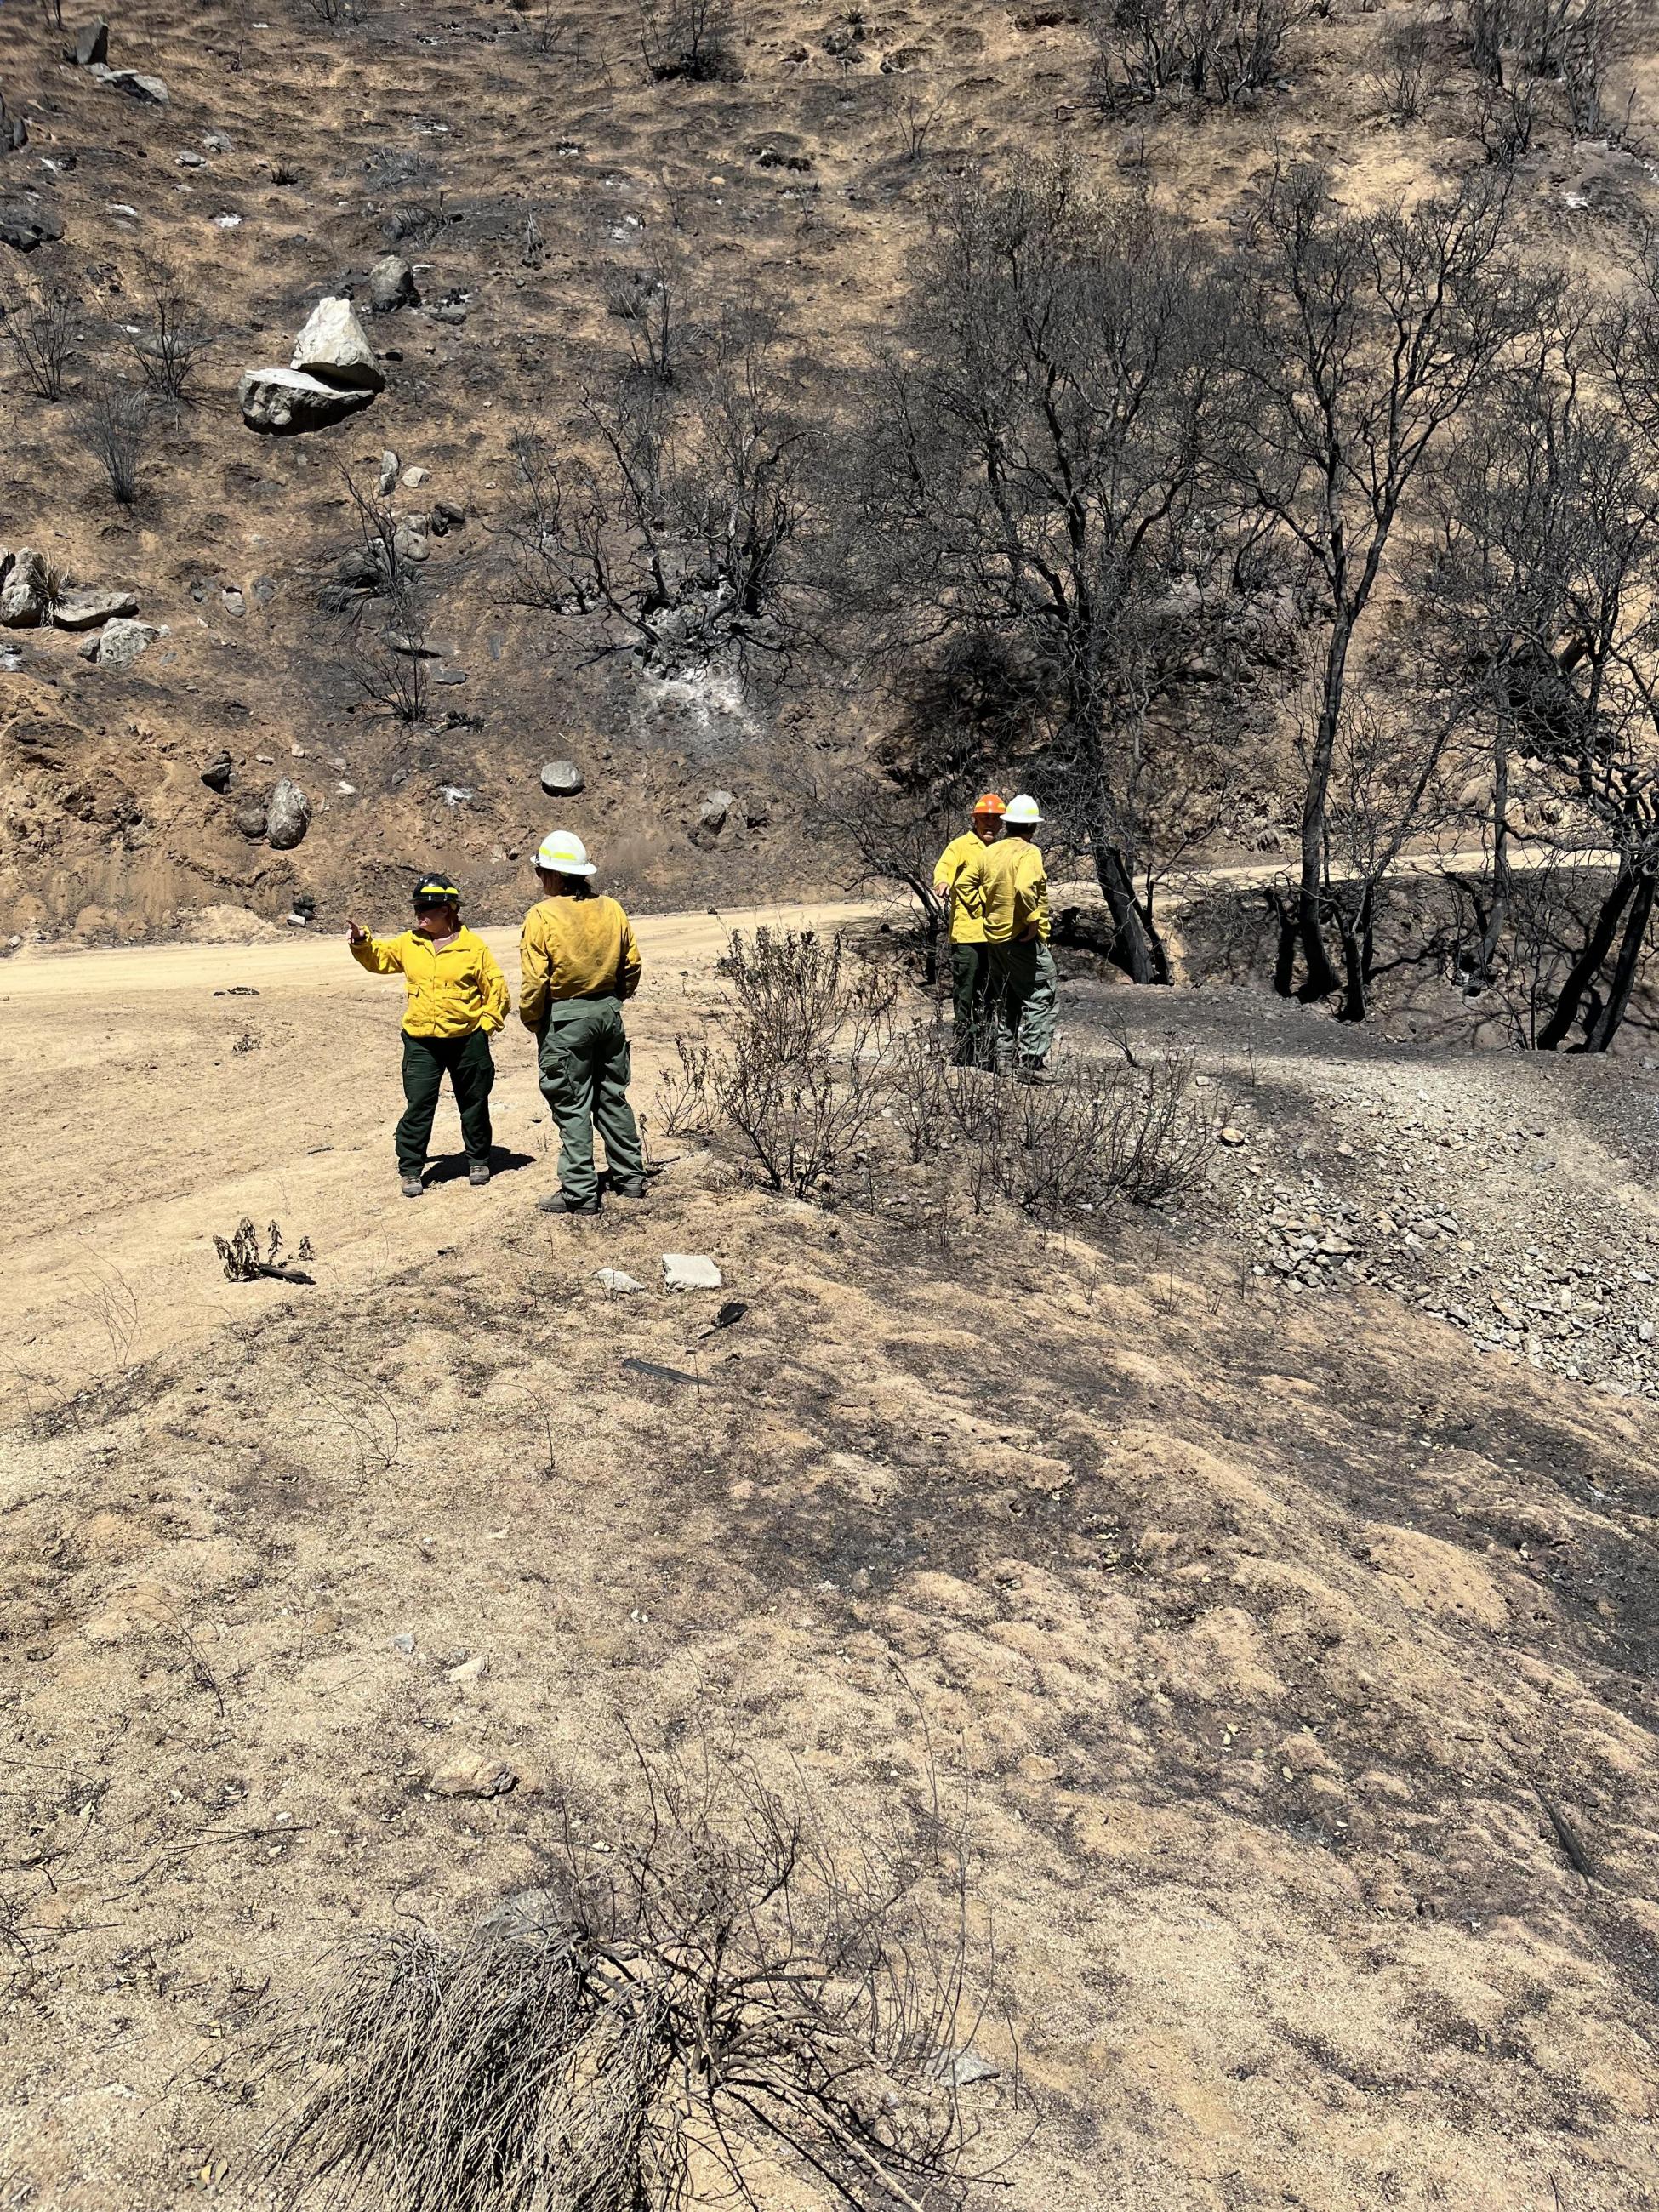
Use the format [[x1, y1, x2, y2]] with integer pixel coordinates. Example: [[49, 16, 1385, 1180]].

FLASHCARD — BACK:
[[927, 2050, 1001, 2087], [393, 516, 430, 563], [596, 1267, 645, 1295], [663, 1252, 722, 1291], [94, 617, 167, 667], [1219, 1126, 1248, 1148], [377, 448, 399, 497], [540, 760, 585, 796], [390, 1631, 416, 1655], [201, 750, 233, 792], [445, 1655, 489, 1685], [402, 465, 430, 489], [221, 585, 246, 618], [429, 1753, 516, 1799], [700, 788, 733, 832], [367, 253, 419, 313], [0, 549, 49, 628]]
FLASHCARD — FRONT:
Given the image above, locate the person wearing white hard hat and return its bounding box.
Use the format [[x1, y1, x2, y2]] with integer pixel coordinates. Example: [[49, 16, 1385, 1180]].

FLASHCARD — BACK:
[[965, 794, 1056, 1080], [519, 830, 646, 1216]]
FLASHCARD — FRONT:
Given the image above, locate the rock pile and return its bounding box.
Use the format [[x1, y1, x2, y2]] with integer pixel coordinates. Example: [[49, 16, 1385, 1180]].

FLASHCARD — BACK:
[[239, 297, 384, 436]]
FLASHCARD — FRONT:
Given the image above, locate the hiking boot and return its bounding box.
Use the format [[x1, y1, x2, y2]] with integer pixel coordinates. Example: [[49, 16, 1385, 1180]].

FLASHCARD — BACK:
[[469, 1160, 491, 1188], [1017, 1058, 1052, 1086], [401, 1174, 425, 1199], [610, 1178, 647, 1199], [537, 1190, 599, 1216]]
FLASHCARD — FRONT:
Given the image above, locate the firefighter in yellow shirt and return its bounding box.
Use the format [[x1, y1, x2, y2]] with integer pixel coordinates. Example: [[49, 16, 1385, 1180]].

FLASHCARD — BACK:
[[968, 794, 1056, 1080], [348, 873, 510, 1196], [931, 793, 1005, 1064], [519, 830, 646, 1217]]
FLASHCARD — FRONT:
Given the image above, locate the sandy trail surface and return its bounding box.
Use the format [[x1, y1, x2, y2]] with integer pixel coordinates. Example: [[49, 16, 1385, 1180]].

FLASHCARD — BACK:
[[0, 900, 881, 1415]]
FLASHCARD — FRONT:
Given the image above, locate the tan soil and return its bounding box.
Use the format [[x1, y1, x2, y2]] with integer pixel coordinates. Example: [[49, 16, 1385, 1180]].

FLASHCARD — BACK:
[[3, 915, 1657, 2208]]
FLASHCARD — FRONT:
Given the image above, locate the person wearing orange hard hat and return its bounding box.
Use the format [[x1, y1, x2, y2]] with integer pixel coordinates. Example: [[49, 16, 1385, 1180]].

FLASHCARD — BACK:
[[932, 793, 1006, 1065]]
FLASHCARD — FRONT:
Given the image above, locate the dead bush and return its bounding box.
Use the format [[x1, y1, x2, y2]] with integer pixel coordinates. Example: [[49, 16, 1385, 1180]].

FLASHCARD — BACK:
[[81, 375, 151, 506], [0, 276, 78, 401], [704, 930, 899, 1197], [245, 1735, 994, 2212], [122, 254, 213, 403], [637, 0, 738, 79], [894, 1026, 1217, 1223]]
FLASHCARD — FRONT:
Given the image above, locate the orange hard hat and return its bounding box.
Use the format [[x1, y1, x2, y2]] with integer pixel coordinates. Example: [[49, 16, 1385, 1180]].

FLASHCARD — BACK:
[[972, 793, 1006, 816]]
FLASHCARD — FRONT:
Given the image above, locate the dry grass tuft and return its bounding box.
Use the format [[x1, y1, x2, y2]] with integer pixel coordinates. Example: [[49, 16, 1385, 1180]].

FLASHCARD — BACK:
[[245, 1736, 1001, 2210]]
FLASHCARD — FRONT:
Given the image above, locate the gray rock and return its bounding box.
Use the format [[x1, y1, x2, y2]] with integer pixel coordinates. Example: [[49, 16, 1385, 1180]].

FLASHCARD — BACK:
[[0, 549, 49, 628], [0, 95, 27, 156], [221, 585, 246, 618], [88, 65, 168, 102], [541, 760, 585, 796], [699, 789, 734, 832], [234, 798, 268, 840], [389, 633, 451, 658], [596, 1267, 645, 1295], [662, 1252, 723, 1292], [52, 587, 139, 630], [0, 200, 64, 253], [367, 254, 418, 312], [377, 448, 400, 497], [433, 668, 466, 685], [265, 778, 311, 850], [252, 574, 276, 607], [68, 19, 110, 65], [431, 303, 467, 326], [201, 750, 233, 792], [290, 296, 384, 391], [176, 150, 206, 168], [94, 617, 167, 667], [402, 465, 430, 489], [238, 366, 375, 435], [393, 516, 430, 564]]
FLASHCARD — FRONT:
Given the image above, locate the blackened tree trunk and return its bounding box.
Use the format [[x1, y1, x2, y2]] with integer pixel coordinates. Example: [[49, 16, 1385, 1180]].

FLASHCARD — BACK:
[[1536, 864, 1636, 1048], [1584, 867, 1657, 1051], [1095, 839, 1171, 985]]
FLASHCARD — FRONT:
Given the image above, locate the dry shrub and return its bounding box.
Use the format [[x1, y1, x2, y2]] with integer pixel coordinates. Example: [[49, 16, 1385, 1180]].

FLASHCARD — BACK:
[[247, 1736, 995, 2211], [82, 375, 150, 506], [892, 1023, 1216, 1223], [0, 276, 78, 401], [704, 930, 899, 1197]]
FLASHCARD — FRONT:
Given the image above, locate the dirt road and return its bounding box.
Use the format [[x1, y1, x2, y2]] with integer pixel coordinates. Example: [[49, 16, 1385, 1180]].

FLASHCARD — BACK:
[[0, 899, 882, 1418]]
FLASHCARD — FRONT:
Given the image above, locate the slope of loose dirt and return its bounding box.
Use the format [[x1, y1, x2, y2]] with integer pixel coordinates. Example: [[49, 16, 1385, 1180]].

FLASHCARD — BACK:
[[3, 923, 1657, 2209], [4, 0, 1659, 938]]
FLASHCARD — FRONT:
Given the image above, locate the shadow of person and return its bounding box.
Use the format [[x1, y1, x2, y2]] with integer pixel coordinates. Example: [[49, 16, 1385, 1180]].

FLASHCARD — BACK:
[[421, 1149, 537, 1186]]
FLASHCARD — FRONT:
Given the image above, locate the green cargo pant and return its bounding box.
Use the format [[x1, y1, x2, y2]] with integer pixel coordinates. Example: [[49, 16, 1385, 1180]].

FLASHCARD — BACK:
[[537, 995, 644, 1205], [987, 939, 1037, 1069], [949, 940, 992, 1065], [1020, 943, 1058, 1065], [398, 1027, 494, 1175]]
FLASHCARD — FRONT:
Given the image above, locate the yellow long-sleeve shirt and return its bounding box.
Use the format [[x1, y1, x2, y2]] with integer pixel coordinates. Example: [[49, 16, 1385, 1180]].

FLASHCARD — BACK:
[[932, 830, 995, 944], [519, 893, 642, 1027], [968, 836, 1050, 944], [351, 925, 510, 1036]]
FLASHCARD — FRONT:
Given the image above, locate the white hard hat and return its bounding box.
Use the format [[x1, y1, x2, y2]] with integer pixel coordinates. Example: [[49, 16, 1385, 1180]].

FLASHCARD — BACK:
[[536, 829, 596, 877], [1003, 794, 1042, 825]]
